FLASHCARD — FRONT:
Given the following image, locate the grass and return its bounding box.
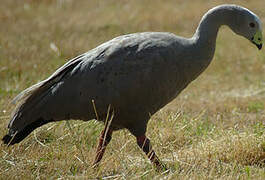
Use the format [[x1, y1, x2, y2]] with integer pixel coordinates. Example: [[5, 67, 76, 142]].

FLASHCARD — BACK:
[[0, 0, 264, 179]]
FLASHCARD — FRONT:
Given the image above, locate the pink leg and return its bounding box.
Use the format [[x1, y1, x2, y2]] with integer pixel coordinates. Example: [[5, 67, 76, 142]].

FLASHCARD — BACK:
[[136, 135, 164, 170], [93, 127, 113, 166]]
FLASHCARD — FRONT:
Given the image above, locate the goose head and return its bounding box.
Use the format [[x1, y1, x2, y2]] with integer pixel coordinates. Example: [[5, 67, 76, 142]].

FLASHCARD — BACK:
[[228, 5, 263, 50]]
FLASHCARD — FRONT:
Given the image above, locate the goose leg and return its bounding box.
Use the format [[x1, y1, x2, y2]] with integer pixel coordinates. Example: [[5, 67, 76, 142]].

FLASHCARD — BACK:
[[136, 135, 165, 170], [93, 126, 113, 167]]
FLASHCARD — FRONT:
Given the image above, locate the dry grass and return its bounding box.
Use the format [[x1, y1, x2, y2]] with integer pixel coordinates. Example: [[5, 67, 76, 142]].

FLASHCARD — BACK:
[[0, 0, 264, 179]]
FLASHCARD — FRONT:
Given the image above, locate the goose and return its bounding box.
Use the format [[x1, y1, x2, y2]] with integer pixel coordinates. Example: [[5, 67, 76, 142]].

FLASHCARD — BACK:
[[2, 4, 263, 170]]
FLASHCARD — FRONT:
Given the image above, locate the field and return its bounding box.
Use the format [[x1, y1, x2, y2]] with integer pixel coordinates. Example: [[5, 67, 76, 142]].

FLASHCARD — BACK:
[[0, 0, 264, 179]]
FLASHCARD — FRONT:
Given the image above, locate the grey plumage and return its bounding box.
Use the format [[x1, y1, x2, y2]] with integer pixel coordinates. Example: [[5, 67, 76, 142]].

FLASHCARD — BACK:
[[2, 4, 263, 168]]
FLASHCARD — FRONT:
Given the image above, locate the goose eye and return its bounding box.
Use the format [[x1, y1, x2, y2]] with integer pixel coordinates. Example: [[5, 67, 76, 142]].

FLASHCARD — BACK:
[[249, 22, 255, 28]]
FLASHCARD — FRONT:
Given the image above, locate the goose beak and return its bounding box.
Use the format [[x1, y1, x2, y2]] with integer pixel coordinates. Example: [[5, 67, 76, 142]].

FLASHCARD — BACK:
[[251, 30, 263, 50]]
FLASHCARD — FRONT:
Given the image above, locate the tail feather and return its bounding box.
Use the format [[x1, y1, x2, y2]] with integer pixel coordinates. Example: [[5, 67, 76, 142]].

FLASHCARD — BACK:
[[3, 53, 86, 146], [12, 53, 85, 105], [2, 118, 51, 145], [2, 134, 13, 145], [7, 54, 85, 131]]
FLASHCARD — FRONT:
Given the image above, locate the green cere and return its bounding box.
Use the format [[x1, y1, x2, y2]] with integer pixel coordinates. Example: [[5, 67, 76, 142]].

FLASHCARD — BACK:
[[253, 30, 263, 45]]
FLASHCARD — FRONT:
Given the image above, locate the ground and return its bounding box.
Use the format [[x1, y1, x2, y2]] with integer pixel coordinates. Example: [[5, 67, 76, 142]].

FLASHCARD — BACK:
[[0, 0, 264, 179]]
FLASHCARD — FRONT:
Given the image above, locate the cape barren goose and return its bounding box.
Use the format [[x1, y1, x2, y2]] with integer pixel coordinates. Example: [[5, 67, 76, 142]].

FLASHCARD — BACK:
[[2, 4, 263, 170]]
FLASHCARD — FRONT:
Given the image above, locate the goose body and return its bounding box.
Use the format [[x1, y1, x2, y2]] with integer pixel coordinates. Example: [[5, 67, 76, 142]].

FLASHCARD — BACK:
[[3, 4, 263, 169]]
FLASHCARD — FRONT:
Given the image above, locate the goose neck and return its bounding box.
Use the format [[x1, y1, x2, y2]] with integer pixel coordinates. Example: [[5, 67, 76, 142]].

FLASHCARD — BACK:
[[192, 6, 235, 49]]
